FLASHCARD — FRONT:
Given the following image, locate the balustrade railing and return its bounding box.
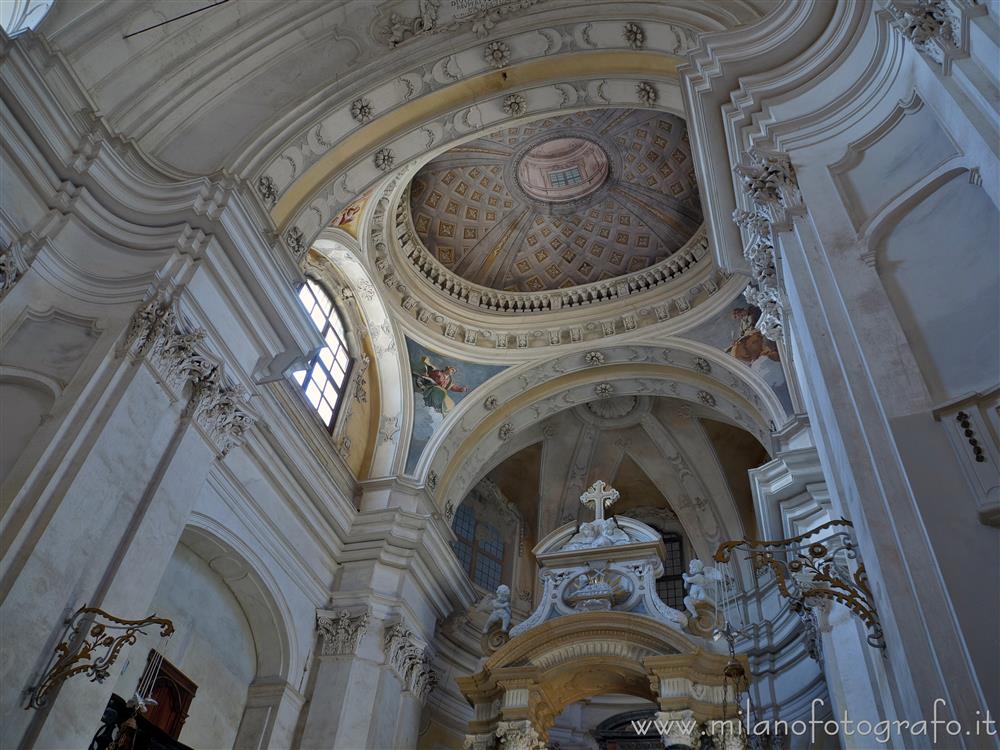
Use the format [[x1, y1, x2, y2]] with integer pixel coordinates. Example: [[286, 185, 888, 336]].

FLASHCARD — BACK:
[[392, 198, 711, 315]]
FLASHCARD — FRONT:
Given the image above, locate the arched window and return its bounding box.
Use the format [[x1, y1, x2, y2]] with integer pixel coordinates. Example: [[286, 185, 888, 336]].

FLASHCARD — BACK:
[[450, 480, 519, 592], [293, 278, 352, 431], [451, 503, 506, 591], [656, 533, 685, 610]]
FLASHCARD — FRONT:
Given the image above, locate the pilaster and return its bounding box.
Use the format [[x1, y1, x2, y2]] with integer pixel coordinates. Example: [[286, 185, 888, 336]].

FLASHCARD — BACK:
[[2, 293, 256, 750]]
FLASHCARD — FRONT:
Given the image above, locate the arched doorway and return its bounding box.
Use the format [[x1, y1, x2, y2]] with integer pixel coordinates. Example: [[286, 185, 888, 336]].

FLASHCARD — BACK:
[[457, 612, 741, 749]]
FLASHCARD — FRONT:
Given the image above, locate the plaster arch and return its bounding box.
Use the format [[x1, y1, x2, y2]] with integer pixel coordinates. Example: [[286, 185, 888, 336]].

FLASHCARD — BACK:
[[421, 341, 786, 514], [37, 2, 763, 177], [273, 61, 695, 248], [180, 520, 296, 683], [862, 163, 984, 259], [311, 230, 410, 477]]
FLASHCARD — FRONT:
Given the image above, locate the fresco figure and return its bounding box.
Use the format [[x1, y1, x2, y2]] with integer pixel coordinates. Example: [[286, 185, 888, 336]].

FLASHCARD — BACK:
[[727, 306, 781, 366], [413, 355, 469, 416]]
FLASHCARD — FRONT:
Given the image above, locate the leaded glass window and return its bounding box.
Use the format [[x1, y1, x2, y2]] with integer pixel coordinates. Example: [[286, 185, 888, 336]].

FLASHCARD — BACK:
[[292, 278, 351, 431], [548, 166, 582, 188], [451, 504, 507, 590], [656, 533, 685, 610]]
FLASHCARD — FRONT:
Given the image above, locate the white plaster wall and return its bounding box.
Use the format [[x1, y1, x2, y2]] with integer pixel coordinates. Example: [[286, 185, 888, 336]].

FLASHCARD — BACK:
[[0, 379, 52, 480], [115, 543, 256, 750], [878, 172, 1000, 403]]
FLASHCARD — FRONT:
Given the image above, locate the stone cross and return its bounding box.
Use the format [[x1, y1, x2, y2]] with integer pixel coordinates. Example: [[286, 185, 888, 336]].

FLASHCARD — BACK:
[[580, 480, 620, 522]]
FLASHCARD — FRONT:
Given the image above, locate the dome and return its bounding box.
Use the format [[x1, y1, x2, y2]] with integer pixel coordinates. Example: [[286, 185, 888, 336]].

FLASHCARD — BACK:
[[408, 109, 703, 293], [515, 137, 609, 203]]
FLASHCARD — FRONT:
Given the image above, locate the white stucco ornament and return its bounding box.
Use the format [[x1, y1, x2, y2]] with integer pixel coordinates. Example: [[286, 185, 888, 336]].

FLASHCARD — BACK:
[[682, 558, 722, 618], [562, 481, 630, 550], [483, 584, 512, 633], [509, 482, 689, 636]]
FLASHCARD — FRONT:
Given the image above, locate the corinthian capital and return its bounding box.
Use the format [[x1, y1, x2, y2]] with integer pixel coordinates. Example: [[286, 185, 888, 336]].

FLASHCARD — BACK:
[[317, 609, 369, 656], [734, 148, 802, 230], [191, 377, 256, 457], [495, 720, 545, 750], [383, 622, 438, 702]]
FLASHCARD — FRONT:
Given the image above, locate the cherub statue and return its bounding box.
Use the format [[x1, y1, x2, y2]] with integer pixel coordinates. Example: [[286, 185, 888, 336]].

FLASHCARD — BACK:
[[563, 519, 630, 550], [682, 559, 722, 618], [482, 584, 512, 633]]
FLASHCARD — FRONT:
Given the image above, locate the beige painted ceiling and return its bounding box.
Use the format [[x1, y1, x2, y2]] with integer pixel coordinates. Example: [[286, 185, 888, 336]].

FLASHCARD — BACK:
[[408, 108, 703, 292]]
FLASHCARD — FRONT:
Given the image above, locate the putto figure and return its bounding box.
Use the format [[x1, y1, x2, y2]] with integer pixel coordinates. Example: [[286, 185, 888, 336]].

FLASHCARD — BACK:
[[412, 355, 469, 415], [483, 584, 512, 633], [682, 559, 722, 618]]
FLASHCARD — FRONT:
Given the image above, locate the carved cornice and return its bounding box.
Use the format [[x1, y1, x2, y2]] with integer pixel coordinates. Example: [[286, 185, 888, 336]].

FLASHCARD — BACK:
[[317, 608, 370, 656]]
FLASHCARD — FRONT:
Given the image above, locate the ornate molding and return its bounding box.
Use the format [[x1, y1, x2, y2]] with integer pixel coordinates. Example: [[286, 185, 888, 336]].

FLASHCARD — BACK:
[[261, 18, 707, 234], [732, 148, 803, 343], [379, 0, 543, 48], [317, 609, 370, 656]]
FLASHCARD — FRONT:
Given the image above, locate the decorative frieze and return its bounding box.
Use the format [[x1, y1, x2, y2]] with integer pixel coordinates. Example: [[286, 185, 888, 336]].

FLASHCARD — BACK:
[[317, 609, 369, 656], [381, 0, 542, 47]]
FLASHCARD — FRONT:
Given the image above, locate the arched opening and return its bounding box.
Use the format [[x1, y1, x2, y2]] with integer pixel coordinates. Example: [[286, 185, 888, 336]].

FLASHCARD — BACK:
[[111, 539, 256, 749]]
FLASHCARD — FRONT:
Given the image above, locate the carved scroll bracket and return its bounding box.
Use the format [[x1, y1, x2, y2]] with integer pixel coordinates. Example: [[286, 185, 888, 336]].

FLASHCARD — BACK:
[[26, 606, 174, 710], [714, 519, 885, 652]]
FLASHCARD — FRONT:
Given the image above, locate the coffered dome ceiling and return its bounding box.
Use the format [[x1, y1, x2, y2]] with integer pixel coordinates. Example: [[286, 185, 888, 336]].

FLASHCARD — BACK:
[[408, 109, 703, 293]]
